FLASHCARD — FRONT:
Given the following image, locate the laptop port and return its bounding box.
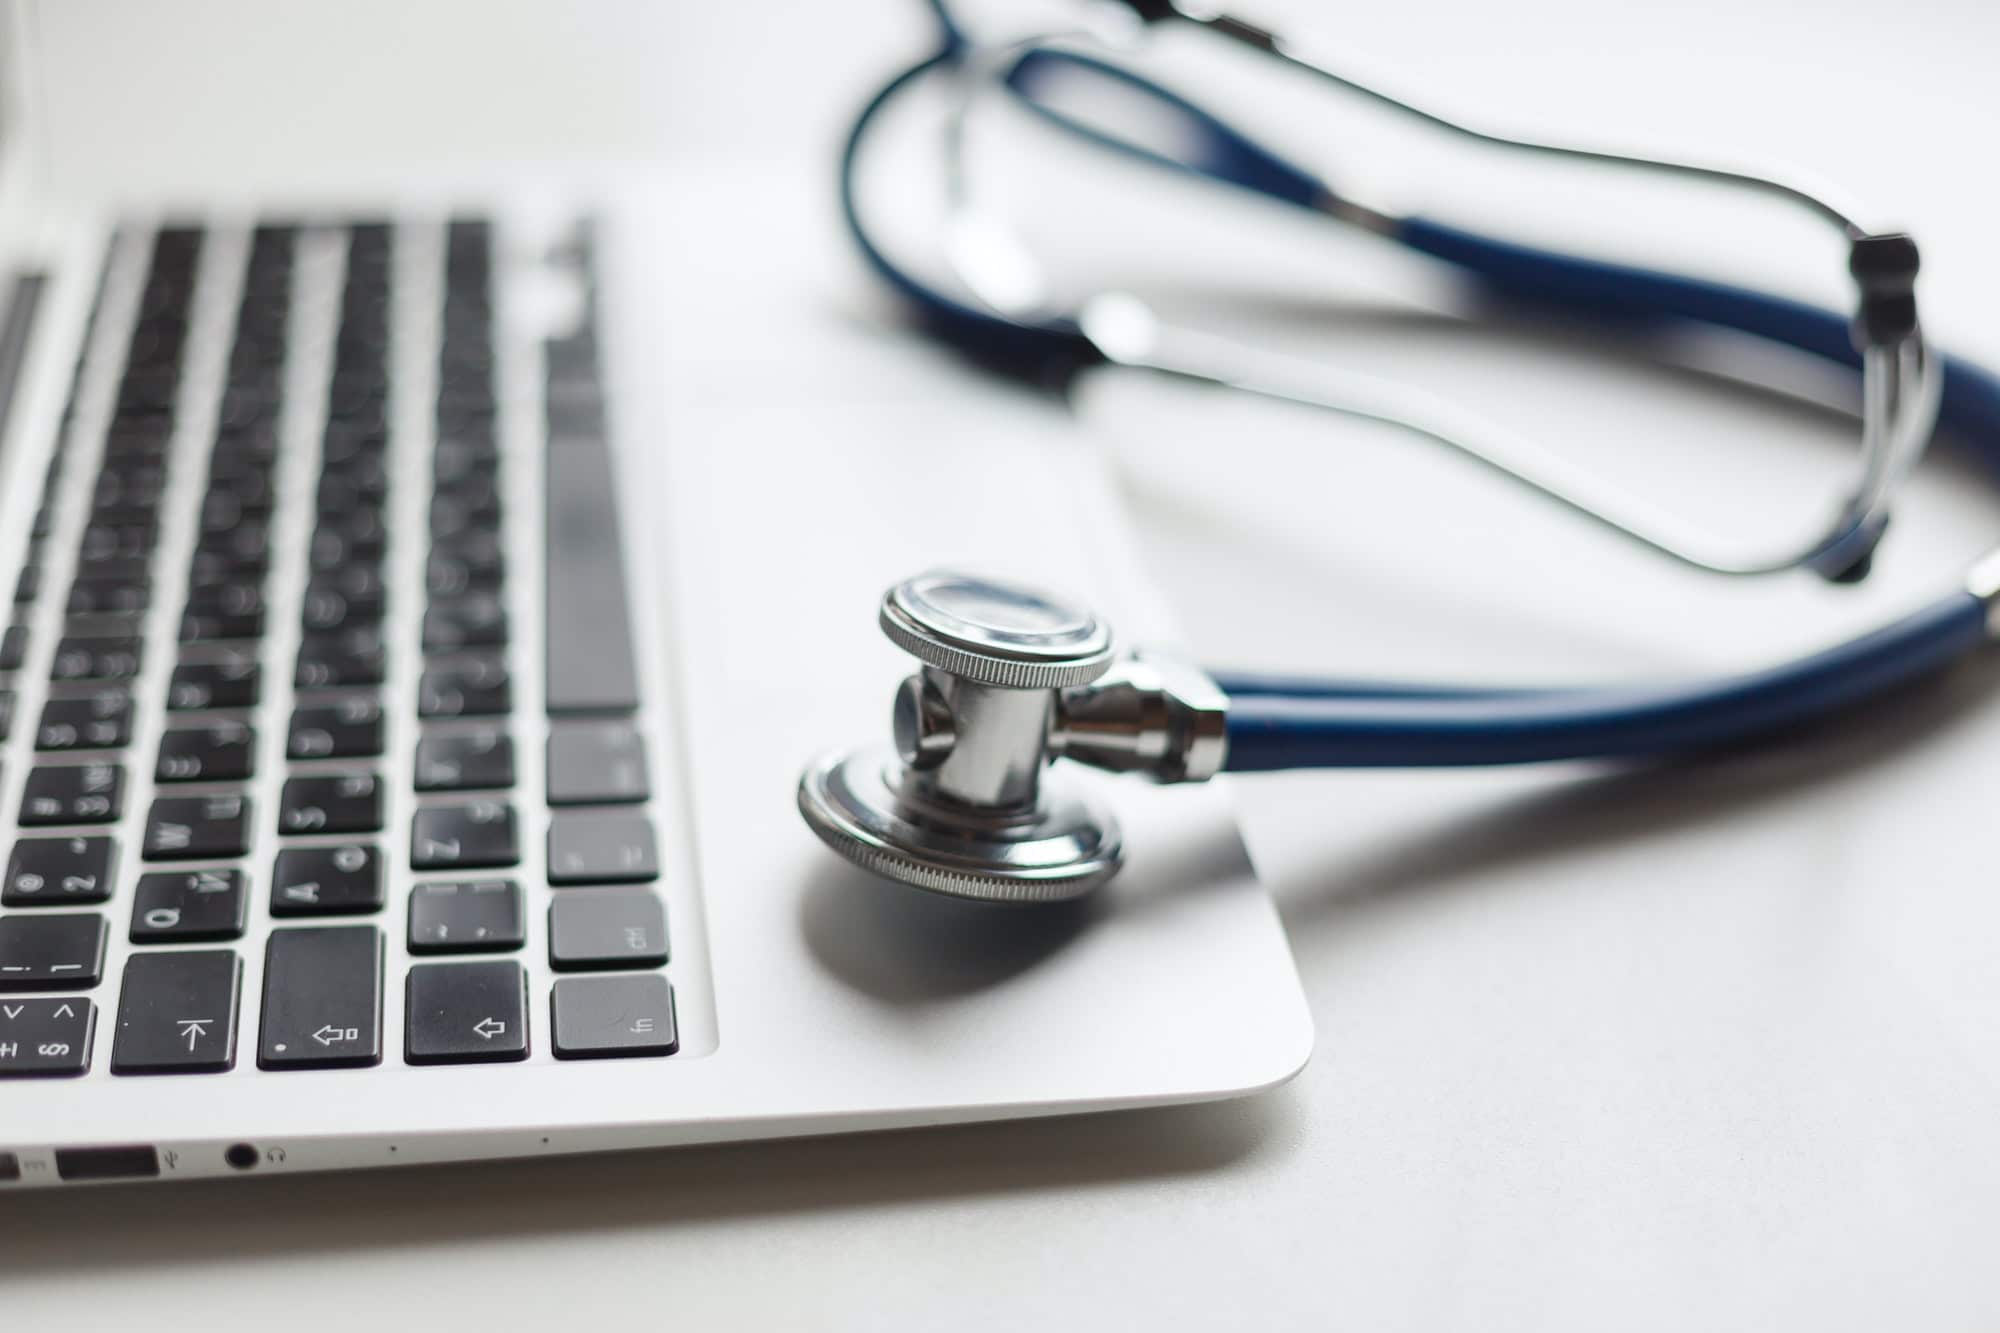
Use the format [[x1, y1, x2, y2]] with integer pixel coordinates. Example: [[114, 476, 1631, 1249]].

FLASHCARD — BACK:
[[53, 1145, 160, 1181]]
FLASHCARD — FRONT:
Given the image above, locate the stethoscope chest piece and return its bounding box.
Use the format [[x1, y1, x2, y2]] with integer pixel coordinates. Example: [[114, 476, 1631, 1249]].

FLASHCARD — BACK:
[[797, 571, 1126, 903]]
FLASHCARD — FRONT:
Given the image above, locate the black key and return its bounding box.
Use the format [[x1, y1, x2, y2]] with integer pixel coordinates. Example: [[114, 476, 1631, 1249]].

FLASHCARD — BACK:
[[188, 543, 269, 586], [546, 722, 648, 805], [110, 950, 241, 1074], [49, 634, 141, 681], [428, 490, 501, 541], [0, 997, 96, 1077], [408, 880, 524, 954], [0, 623, 27, 671], [13, 561, 39, 604], [404, 960, 528, 1065], [425, 546, 502, 597], [130, 868, 247, 942], [430, 529, 503, 585], [271, 843, 381, 916], [143, 792, 252, 860], [258, 925, 383, 1070], [548, 887, 668, 970], [77, 521, 155, 564], [194, 521, 268, 570], [413, 729, 514, 791], [35, 689, 133, 751], [278, 772, 383, 835], [410, 800, 517, 870], [0, 914, 106, 991], [0, 688, 13, 741], [19, 762, 124, 825], [545, 439, 640, 713], [551, 975, 677, 1060], [421, 594, 508, 653], [62, 611, 145, 640], [66, 575, 151, 617], [286, 697, 384, 759], [309, 525, 384, 573], [417, 656, 510, 718], [179, 581, 265, 642], [155, 720, 256, 782], [301, 578, 384, 633], [70, 555, 150, 586], [4, 835, 117, 906], [167, 655, 261, 710], [296, 627, 387, 688], [547, 810, 658, 884]]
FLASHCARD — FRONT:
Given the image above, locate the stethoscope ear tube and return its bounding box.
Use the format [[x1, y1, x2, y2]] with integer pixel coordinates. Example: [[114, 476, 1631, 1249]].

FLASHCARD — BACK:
[[837, 6, 2000, 774]]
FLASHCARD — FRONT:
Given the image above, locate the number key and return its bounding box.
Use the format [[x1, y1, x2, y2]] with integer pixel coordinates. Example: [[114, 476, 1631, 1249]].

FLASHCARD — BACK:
[[155, 720, 257, 782], [167, 656, 261, 710], [35, 690, 132, 751], [417, 656, 511, 718], [19, 762, 125, 825], [4, 836, 118, 906], [286, 697, 384, 759]]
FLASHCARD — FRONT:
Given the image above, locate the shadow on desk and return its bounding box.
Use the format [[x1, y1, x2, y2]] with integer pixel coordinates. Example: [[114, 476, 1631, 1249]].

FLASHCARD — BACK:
[[0, 1087, 1302, 1275]]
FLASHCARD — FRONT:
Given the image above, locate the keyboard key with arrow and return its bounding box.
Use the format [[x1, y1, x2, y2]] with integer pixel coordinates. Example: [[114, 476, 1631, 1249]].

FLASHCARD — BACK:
[[259, 925, 383, 1070], [110, 950, 241, 1074], [405, 960, 528, 1064]]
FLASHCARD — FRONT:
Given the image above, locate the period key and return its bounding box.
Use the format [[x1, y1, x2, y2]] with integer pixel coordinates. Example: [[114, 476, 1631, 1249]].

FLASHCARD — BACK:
[[259, 925, 384, 1070]]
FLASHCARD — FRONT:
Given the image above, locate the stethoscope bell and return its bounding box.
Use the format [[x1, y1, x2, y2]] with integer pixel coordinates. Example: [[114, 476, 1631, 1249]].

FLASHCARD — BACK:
[[797, 570, 1127, 903]]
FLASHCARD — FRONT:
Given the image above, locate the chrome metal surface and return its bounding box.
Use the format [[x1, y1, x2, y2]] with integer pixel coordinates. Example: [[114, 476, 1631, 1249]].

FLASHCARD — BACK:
[[802, 571, 1237, 897], [1965, 547, 2000, 637], [797, 748, 1122, 903], [1082, 293, 1941, 580], [1057, 651, 1230, 783], [879, 569, 1116, 690], [892, 671, 957, 770]]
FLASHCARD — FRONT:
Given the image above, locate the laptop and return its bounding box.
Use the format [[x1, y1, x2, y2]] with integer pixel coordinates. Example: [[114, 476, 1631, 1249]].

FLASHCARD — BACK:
[[0, 0, 1309, 1188]]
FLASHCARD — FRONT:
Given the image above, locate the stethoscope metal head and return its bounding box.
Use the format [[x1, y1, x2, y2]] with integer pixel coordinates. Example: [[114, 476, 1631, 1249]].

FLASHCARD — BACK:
[[798, 570, 1228, 903], [798, 570, 1125, 903]]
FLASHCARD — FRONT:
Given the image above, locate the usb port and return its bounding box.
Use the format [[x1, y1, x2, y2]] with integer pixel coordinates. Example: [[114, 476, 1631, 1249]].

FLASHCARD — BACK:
[[53, 1145, 160, 1181]]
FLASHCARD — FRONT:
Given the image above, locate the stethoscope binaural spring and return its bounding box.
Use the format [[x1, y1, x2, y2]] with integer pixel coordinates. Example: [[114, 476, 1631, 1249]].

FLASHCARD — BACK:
[[798, 0, 2000, 902]]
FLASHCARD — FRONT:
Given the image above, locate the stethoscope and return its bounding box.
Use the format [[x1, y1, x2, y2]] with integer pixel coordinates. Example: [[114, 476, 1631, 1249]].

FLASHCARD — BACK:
[[796, 0, 2000, 903]]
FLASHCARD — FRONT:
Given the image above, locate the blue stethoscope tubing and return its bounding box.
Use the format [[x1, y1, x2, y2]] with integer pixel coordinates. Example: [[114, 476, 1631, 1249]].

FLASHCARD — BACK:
[[842, 1, 2000, 771]]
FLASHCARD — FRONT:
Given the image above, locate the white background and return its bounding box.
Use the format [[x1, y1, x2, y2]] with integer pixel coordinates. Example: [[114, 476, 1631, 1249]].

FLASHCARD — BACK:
[[8, 0, 2000, 1328]]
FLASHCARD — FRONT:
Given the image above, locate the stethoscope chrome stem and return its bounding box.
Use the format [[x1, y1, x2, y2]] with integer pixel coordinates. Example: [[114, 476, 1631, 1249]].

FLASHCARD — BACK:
[[798, 571, 1228, 901]]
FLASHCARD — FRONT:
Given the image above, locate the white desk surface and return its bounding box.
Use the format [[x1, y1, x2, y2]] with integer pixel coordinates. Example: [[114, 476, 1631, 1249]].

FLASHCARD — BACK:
[[9, 1, 2000, 1328]]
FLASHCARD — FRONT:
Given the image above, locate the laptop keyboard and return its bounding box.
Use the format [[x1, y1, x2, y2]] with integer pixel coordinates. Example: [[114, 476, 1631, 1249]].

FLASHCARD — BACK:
[[0, 217, 681, 1077]]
